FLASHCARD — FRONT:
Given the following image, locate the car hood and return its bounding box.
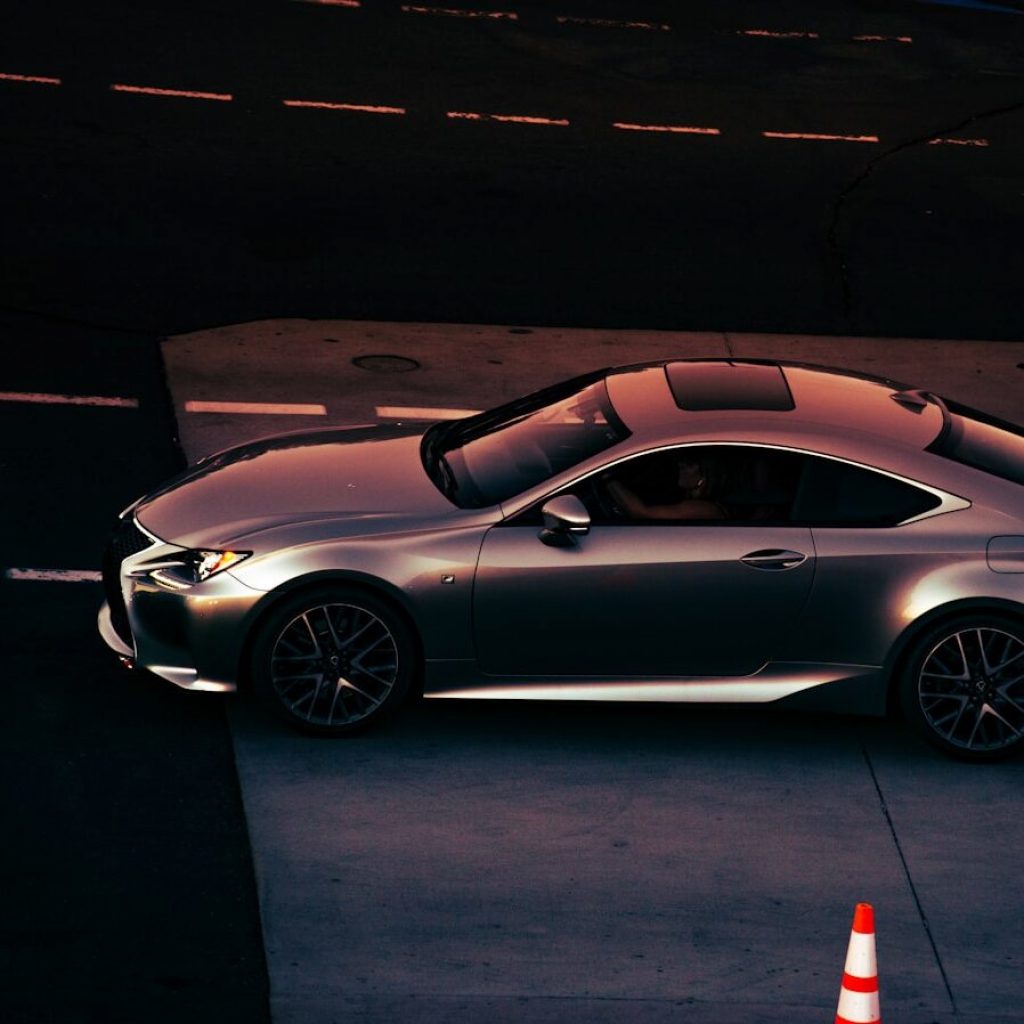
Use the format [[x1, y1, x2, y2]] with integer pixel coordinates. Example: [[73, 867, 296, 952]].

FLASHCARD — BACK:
[[135, 424, 453, 548]]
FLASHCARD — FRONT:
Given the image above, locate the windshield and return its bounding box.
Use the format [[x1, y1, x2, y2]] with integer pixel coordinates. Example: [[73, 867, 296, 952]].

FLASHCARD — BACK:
[[930, 400, 1024, 486], [422, 373, 630, 508]]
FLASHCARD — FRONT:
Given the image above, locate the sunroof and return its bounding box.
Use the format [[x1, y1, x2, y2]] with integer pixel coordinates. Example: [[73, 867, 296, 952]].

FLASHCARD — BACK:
[[665, 361, 795, 412]]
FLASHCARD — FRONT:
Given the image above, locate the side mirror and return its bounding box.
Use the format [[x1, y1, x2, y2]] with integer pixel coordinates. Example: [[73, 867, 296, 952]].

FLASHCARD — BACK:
[[539, 495, 591, 547]]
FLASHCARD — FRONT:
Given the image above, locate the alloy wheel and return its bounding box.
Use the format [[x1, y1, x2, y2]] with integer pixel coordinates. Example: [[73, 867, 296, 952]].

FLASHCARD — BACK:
[[269, 602, 401, 728], [916, 625, 1024, 756]]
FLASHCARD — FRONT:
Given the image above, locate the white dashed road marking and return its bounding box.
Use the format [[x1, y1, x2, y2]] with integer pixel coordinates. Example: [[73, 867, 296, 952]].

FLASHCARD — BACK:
[[763, 131, 880, 143], [0, 71, 62, 85], [447, 111, 570, 126], [613, 122, 721, 135], [930, 137, 989, 147], [283, 99, 406, 114], [4, 569, 103, 583], [184, 400, 328, 414], [853, 34, 913, 43], [401, 6, 518, 19], [0, 390, 139, 408], [110, 83, 234, 101], [738, 29, 820, 39], [556, 16, 670, 31], [376, 405, 481, 419]]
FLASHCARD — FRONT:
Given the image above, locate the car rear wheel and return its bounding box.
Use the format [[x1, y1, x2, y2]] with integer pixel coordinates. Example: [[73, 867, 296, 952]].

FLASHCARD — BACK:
[[252, 587, 417, 735], [900, 615, 1024, 761]]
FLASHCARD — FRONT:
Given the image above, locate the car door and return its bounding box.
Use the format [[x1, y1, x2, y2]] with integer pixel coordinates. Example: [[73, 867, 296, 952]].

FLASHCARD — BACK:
[[472, 445, 815, 678]]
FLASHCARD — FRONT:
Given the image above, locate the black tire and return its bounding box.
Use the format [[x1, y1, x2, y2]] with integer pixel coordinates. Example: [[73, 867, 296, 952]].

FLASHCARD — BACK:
[[899, 614, 1024, 761], [251, 586, 417, 736]]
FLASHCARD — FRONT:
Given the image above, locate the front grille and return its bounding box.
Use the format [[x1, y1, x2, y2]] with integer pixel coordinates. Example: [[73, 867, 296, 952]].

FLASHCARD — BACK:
[[109, 516, 155, 563], [102, 516, 157, 646]]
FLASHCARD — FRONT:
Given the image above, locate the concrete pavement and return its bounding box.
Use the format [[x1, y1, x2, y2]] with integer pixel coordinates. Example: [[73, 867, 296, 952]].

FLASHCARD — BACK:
[[163, 320, 1024, 1024], [164, 319, 1024, 459]]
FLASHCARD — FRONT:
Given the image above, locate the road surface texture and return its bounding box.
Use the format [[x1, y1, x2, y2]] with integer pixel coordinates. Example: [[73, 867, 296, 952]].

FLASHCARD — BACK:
[[1, 0, 1024, 338], [0, 315, 269, 1024]]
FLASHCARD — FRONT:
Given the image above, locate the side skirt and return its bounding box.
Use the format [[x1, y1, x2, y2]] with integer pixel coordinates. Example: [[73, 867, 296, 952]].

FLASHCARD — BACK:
[[422, 661, 886, 715]]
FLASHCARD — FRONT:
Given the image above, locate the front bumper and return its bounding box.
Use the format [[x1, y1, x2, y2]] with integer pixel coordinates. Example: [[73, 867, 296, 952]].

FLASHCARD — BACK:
[[98, 599, 240, 692], [98, 518, 266, 693], [98, 601, 134, 659]]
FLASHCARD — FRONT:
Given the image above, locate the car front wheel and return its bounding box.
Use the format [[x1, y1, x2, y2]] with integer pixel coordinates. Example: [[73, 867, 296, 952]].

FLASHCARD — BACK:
[[900, 615, 1024, 761], [252, 587, 417, 735]]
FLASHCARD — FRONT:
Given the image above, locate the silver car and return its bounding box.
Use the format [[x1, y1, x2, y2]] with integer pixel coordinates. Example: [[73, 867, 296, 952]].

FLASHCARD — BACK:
[[98, 360, 1024, 760]]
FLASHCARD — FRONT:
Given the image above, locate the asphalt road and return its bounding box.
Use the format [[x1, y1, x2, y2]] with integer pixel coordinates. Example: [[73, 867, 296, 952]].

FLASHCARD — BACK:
[[1, 0, 1024, 338], [0, 318, 269, 1024]]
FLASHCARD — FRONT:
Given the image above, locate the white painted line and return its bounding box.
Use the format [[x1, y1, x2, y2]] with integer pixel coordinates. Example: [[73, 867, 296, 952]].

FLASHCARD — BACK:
[[738, 29, 820, 39], [283, 99, 406, 114], [447, 111, 570, 126], [377, 405, 481, 420], [929, 137, 989, 147], [185, 400, 328, 415], [763, 131, 879, 143], [0, 72, 62, 85], [613, 122, 720, 135], [402, 5, 518, 18], [853, 34, 913, 43], [110, 83, 233, 102], [5, 568, 102, 583], [556, 15, 670, 30], [0, 390, 139, 408]]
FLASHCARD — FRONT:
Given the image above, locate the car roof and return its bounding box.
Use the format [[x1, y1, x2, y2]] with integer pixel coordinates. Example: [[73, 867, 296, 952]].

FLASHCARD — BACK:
[[604, 359, 946, 454]]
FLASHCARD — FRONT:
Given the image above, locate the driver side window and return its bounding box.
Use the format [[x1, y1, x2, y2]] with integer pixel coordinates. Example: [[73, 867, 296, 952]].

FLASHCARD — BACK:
[[512, 446, 805, 527], [579, 446, 803, 525]]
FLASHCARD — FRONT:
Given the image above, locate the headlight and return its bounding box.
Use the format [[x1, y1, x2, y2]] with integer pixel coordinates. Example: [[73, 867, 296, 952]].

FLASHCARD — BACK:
[[140, 549, 252, 590]]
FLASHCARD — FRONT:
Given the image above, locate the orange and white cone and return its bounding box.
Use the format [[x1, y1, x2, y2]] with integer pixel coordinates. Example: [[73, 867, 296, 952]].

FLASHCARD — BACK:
[[835, 902, 881, 1024]]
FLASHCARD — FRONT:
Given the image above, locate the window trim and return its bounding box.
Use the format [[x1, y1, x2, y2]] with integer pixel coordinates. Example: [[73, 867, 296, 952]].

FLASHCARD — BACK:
[[503, 441, 970, 529]]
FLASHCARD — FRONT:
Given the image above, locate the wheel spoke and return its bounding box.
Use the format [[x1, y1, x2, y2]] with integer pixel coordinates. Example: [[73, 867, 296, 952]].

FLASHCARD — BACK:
[[954, 632, 970, 675], [300, 613, 323, 654], [965, 706, 985, 748], [276, 633, 311, 657], [279, 673, 325, 707], [981, 702, 1022, 738], [338, 616, 376, 652], [920, 689, 965, 703], [996, 669, 1024, 691], [339, 678, 378, 702], [320, 607, 344, 649], [926, 697, 968, 737], [354, 665, 396, 688], [991, 647, 1024, 674], [307, 674, 331, 720], [326, 678, 348, 724]]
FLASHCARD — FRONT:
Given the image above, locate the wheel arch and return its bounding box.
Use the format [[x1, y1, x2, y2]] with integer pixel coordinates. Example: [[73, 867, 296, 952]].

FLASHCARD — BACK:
[[235, 570, 425, 694], [883, 597, 1024, 714]]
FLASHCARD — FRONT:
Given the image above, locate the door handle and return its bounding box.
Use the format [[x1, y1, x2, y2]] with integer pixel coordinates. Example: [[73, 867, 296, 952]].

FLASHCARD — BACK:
[[740, 549, 807, 570]]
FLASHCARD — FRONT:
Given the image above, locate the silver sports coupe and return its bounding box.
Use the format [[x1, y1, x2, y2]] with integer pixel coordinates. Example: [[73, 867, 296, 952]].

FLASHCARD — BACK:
[[99, 359, 1024, 760]]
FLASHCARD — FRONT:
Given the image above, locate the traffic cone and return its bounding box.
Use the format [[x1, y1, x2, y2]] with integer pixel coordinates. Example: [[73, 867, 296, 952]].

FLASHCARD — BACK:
[[835, 902, 881, 1024]]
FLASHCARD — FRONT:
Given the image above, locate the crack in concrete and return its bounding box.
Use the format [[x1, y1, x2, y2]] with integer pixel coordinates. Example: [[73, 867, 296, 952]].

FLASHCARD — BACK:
[[860, 744, 958, 1015], [826, 99, 1024, 331]]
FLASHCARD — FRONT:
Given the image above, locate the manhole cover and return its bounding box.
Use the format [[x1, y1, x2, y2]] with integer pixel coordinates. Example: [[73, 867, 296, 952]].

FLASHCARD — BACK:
[[352, 354, 420, 374]]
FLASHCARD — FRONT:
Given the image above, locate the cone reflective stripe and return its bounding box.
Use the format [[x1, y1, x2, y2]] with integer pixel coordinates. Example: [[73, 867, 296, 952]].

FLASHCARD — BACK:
[[835, 903, 880, 1024]]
